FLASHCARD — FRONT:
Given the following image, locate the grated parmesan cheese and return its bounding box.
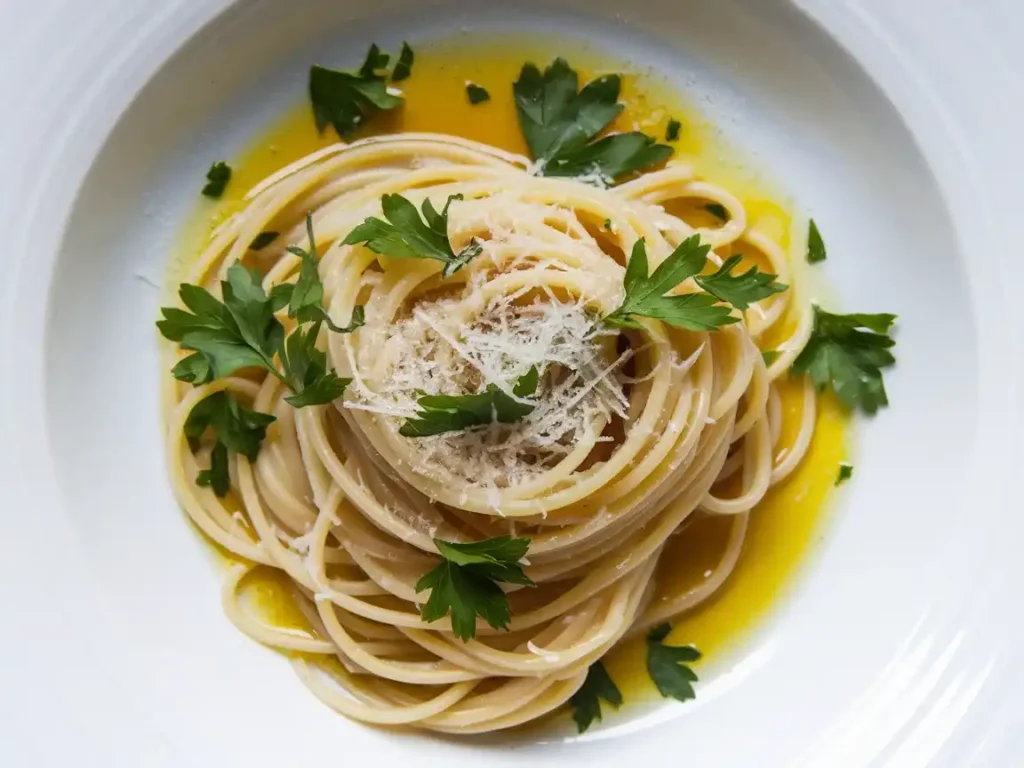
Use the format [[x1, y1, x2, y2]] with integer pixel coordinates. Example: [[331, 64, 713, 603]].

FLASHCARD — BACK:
[[345, 282, 629, 489]]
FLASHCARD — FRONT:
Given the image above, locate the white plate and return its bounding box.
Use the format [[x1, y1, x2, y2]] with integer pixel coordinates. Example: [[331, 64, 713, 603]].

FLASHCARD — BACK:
[[1, 0, 1022, 765]]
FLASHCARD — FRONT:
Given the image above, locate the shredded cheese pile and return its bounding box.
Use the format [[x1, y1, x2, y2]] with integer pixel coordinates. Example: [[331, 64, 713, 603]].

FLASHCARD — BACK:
[[346, 280, 629, 489]]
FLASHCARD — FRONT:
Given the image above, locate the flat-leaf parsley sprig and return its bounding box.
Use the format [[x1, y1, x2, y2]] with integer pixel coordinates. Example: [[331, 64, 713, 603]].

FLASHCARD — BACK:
[[184, 391, 276, 497], [646, 623, 702, 702], [159, 214, 361, 493], [792, 307, 897, 414], [400, 367, 539, 438], [605, 236, 786, 330], [309, 43, 410, 139], [344, 193, 482, 277], [513, 58, 672, 186], [569, 661, 623, 733], [606, 236, 773, 331], [416, 536, 535, 641], [694, 254, 787, 310]]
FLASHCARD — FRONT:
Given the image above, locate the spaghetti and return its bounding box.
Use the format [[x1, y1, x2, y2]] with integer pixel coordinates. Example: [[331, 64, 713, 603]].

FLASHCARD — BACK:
[[163, 132, 815, 733]]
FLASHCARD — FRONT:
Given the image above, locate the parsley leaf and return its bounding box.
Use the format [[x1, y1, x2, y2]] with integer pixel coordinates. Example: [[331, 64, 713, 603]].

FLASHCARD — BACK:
[[279, 320, 352, 407], [343, 193, 481, 277], [466, 82, 490, 104], [605, 237, 739, 331], [249, 231, 278, 251], [416, 536, 534, 641], [391, 42, 414, 82], [836, 463, 853, 485], [761, 349, 779, 367], [646, 623, 701, 702], [255, 216, 366, 334], [283, 214, 366, 333], [185, 391, 276, 496], [807, 219, 826, 263], [542, 132, 673, 184], [513, 58, 672, 186], [158, 264, 282, 383], [202, 161, 232, 198], [195, 441, 229, 497], [158, 215, 361, 403], [399, 367, 539, 437], [792, 307, 897, 414], [171, 353, 212, 385], [309, 44, 404, 139], [694, 254, 787, 310], [569, 662, 622, 733], [666, 119, 681, 142], [704, 203, 728, 221], [358, 43, 390, 77]]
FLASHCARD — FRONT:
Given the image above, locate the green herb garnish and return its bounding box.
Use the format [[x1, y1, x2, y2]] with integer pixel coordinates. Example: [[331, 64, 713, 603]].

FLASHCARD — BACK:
[[344, 193, 482, 277], [466, 83, 490, 104], [761, 349, 779, 367], [159, 264, 284, 384], [694, 254, 787, 310], [391, 42, 414, 82], [158, 216, 360, 406], [416, 536, 535, 641], [792, 307, 897, 414], [807, 219, 826, 263], [309, 44, 404, 139], [605, 236, 738, 331], [836, 463, 853, 485], [646, 623, 701, 702], [399, 367, 538, 437], [513, 58, 672, 186], [665, 119, 681, 142], [278, 320, 352, 408], [704, 203, 728, 221], [569, 662, 622, 733], [249, 231, 279, 251], [202, 161, 232, 198], [278, 214, 367, 333], [185, 391, 276, 496]]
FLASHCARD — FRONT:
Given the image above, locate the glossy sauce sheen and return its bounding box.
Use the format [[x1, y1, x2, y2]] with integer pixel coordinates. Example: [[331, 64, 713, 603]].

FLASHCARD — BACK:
[[187, 40, 847, 715]]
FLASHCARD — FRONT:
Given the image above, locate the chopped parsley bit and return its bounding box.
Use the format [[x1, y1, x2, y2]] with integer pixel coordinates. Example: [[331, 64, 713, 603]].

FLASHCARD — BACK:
[[792, 307, 897, 414], [416, 536, 535, 641], [569, 662, 622, 733], [309, 44, 404, 139], [666, 118, 681, 142], [605, 236, 738, 331], [761, 349, 779, 367], [248, 231, 279, 251], [704, 203, 728, 221], [344, 192, 482, 277], [807, 218, 827, 263], [465, 82, 490, 104], [836, 463, 854, 485], [646, 623, 701, 702], [399, 367, 539, 437], [185, 391, 276, 497], [513, 58, 672, 186], [391, 42, 414, 82], [201, 161, 232, 198]]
